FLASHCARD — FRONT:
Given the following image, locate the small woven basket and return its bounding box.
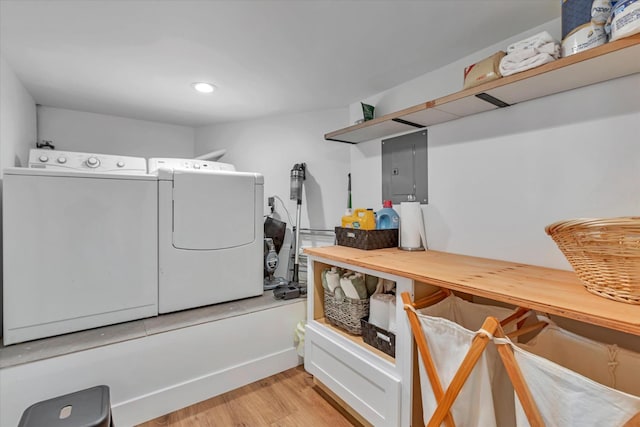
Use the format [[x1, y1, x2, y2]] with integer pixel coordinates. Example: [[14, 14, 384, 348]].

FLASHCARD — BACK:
[[324, 290, 370, 335], [545, 217, 640, 304], [335, 227, 398, 250], [361, 318, 396, 357]]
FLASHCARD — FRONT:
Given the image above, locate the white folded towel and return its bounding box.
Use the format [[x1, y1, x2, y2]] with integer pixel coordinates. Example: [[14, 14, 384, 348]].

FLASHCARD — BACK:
[[505, 42, 560, 63], [347, 273, 368, 299], [506, 31, 555, 54], [499, 41, 560, 77], [326, 270, 341, 292], [340, 276, 361, 300], [499, 50, 557, 77]]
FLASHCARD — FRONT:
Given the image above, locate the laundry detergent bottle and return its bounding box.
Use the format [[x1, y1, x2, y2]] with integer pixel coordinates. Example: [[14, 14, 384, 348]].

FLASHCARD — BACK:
[[376, 200, 400, 229], [342, 208, 376, 229], [341, 208, 354, 228]]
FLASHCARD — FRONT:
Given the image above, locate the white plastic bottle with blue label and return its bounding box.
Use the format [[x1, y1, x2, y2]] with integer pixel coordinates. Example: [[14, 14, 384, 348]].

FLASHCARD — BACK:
[[376, 200, 400, 229]]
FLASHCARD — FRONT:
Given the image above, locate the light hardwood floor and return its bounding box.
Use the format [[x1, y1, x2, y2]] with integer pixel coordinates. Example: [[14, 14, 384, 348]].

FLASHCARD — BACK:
[[137, 366, 358, 426]]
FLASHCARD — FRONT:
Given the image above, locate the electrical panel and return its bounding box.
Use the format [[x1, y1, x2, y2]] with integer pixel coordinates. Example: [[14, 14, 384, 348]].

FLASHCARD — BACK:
[[381, 130, 427, 205]]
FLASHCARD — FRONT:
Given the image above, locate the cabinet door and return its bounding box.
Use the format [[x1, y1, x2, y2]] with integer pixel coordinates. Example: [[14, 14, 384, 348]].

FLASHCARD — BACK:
[[305, 323, 401, 427]]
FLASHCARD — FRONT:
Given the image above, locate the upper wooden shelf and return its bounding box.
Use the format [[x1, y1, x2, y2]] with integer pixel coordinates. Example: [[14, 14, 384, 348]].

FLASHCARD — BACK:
[[326, 34, 640, 143], [304, 246, 640, 336]]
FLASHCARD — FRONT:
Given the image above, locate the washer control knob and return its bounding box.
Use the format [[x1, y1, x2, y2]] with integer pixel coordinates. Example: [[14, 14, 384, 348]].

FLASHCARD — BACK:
[[86, 157, 100, 168], [193, 163, 201, 169], [39, 155, 49, 163], [57, 157, 67, 164], [117, 161, 125, 168]]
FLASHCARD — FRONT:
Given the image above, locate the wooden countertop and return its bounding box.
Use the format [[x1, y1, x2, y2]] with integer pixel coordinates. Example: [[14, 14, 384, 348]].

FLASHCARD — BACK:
[[304, 246, 640, 336]]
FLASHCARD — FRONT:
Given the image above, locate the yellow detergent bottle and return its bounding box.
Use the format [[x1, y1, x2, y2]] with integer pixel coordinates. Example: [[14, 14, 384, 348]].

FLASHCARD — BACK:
[[342, 208, 376, 230], [341, 209, 355, 228]]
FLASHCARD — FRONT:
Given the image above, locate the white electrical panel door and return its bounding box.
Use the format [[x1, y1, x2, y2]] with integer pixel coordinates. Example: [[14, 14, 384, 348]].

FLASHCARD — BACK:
[[2, 171, 158, 345], [172, 170, 258, 250]]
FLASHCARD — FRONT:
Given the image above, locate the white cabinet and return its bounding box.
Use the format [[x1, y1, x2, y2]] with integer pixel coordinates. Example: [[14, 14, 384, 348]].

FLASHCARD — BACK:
[[305, 245, 640, 426], [305, 324, 400, 426], [304, 256, 419, 427]]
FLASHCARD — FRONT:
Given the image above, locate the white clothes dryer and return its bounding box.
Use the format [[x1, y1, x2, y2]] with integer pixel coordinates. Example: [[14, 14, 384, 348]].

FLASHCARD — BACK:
[[2, 149, 158, 345], [149, 158, 264, 314]]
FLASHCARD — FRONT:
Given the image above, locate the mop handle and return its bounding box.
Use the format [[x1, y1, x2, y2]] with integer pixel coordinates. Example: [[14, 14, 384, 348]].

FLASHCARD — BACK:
[[348, 173, 352, 209], [292, 200, 302, 282]]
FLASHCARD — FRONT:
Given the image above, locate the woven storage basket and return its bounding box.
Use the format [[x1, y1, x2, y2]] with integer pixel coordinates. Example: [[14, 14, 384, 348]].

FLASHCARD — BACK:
[[335, 227, 398, 250], [545, 217, 640, 304], [324, 290, 370, 335], [361, 318, 396, 357]]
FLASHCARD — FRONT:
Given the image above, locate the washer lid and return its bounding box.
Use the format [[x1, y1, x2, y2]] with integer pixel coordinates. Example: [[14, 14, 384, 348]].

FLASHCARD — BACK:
[[2, 167, 156, 180], [172, 170, 258, 250]]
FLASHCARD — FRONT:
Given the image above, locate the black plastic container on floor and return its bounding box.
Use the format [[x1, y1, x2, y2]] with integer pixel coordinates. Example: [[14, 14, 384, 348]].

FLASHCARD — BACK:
[[18, 385, 113, 427]]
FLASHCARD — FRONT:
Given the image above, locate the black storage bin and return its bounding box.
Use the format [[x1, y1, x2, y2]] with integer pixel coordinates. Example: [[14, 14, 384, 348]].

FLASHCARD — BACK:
[[335, 227, 398, 250], [361, 318, 396, 357], [18, 385, 112, 427]]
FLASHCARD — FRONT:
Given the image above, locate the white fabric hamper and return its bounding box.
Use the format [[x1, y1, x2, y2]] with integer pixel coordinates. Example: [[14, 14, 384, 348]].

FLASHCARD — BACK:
[[412, 294, 640, 426], [417, 295, 519, 427], [512, 343, 640, 427], [518, 320, 640, 398]]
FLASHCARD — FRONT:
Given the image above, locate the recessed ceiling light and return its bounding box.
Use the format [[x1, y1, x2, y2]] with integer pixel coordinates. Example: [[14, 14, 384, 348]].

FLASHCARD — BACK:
[[192, 82, 216, 93]]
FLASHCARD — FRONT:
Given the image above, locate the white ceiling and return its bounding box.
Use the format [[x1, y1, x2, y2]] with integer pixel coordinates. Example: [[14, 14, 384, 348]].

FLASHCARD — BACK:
[[0, 1, 560, 127]]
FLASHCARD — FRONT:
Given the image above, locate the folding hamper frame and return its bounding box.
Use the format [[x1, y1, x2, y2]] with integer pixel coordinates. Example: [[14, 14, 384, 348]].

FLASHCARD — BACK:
[[401, 290, 640, 427]]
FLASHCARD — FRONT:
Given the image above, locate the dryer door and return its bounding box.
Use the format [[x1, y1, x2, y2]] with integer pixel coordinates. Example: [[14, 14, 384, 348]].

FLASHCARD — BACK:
[[172, 170, 257, 250]]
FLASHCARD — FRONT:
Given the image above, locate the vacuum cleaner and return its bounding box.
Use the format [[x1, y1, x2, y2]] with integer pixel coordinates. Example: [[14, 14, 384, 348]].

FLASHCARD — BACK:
[[274, 162, 306, 300]]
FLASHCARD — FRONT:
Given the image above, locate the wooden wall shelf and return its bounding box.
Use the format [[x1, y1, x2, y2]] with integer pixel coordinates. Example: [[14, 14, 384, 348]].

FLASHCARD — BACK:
[[304, 246, 640, 336], [325, 34, 640, 144]]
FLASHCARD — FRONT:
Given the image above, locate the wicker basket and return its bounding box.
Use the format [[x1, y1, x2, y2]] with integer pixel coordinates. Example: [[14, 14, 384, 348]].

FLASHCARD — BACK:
[[324, 290, 370, 335], [545, 217, 640, 304], [335, 227, 398, 250], [361, 318, 396, 357]]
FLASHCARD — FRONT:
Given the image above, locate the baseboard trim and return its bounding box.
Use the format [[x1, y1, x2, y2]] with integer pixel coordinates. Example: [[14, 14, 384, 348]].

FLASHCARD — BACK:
[[113, 348, 302, 426]]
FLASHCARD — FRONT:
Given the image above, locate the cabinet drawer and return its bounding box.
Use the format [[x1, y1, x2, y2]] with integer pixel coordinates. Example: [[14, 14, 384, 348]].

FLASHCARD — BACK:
[[305, 323, 401, 427]]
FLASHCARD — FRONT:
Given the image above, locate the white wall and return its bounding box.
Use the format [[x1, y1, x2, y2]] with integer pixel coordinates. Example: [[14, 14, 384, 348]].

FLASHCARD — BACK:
[[349, 19, 640, 271], [196, 109, 350, 278], [0, 55, 36, 170], [349, 19, 640, 349], [348, 20, 565, 209], [349, 20, 563, 123], [0, 54, 37, 336], [427, 78, 639, 268], [196, 109, 350, 230], [38, 106, 195, 158], [353, 76, 640, 269]]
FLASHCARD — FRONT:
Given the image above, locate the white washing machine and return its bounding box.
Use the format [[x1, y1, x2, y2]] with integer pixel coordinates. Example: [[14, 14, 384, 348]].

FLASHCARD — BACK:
[[2, 149, 158, 345], [148, 158, 264, 314]]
